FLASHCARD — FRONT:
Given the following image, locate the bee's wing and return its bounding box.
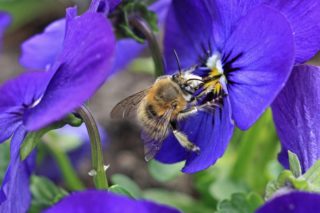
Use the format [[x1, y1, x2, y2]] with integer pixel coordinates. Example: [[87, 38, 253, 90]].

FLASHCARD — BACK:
[[110, 89, 149, 119], [143, 109, 173, 161]]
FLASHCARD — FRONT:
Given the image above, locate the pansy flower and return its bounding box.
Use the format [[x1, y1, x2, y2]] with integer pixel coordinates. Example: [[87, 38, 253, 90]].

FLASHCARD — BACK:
[[256, 191, 320, 213], [44, 190, 180, 213], [152, 0, 320, 173], [272, 65, 320, 173], [0, 7, 115, 212]]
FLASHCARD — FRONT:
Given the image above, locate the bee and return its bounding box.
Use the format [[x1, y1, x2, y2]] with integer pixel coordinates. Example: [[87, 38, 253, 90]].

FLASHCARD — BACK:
[[111, 54, 224, 161]]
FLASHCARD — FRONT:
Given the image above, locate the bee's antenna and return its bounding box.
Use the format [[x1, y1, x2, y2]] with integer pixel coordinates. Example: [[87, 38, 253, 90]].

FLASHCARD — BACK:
[[173, 49, 182, 75]]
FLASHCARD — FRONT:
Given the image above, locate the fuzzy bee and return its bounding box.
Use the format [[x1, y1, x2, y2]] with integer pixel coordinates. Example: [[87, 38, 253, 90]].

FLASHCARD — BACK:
[[111, 56, 224, 160]]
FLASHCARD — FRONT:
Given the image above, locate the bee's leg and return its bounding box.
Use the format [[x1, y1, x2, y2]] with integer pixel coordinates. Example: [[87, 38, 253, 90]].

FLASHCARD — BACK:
[[177, 106, 199, 120], [170, 121, 200, 153]]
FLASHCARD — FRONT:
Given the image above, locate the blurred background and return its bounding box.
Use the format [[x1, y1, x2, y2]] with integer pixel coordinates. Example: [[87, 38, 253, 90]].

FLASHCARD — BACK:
[[0, 0, 320, 212]]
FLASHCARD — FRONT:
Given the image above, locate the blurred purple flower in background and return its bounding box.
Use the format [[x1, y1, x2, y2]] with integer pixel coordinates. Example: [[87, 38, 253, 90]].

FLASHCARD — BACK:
[[0, 12, 10, 48], [256, 191, 320, 213], [44, 190, 180, 213], [156, 0, 298, 173], [272, 65, 320, 173], [0, 7, 115, 212], [36, 124, 108, 182]]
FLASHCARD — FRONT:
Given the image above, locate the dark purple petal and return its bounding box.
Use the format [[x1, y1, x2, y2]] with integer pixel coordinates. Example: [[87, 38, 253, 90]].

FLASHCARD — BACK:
[[0, 126, 36, 212], [0, 114, 22, 143], [0, 71, 48, 111], [213, 0, 320, 64], [24, 11, 116, 131], [89, 0, 121, 14], [19, 19, 65, 70], [44, 190, 180, 213], [0, 72, 49, 142], [272, 65, 320, 172], [278, 145, 290, 170], [156, 97, 234, 173], [256, 191, 320, 213], [224, 5, 295, 130], [263, 0, 320, 63], [164, 0, 215, 73]]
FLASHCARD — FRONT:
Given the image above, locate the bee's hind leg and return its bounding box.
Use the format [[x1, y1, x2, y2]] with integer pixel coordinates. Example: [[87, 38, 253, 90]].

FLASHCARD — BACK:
[[170, 121, 200, 154]]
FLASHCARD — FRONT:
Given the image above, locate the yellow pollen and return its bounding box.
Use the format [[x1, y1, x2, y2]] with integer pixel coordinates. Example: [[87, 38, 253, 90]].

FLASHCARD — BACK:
[[203, 68, 223, 94]]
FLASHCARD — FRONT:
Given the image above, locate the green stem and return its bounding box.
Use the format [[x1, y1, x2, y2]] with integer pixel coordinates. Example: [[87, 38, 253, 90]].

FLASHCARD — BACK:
[[77, 105, 108, 189], [129, 16, 164, 77], [45, 142, 85, 191]]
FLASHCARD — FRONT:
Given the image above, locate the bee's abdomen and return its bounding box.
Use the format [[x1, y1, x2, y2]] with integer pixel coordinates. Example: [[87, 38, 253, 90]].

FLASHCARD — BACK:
[[137, 102, 169, 141]]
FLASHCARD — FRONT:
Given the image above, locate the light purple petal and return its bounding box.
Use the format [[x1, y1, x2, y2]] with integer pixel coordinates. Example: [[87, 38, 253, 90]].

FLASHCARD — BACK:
[[272, 65, 320, 172], [0, 126, 36, 213], [24, 11, 116, 131], [44, 190, 181, 213], [224, 5, 295, 130], [19, 19, 66, 70], [0, 12, 10, 30], [0, 12, 10, 47], [256, 191, 320, 213], [111, 39, 146, 75], [156, 97, 234, 173]]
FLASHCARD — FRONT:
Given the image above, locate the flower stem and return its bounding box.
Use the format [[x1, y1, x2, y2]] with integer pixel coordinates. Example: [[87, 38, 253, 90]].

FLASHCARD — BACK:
[[129, 16, 164, 77], [77, 105, 108, 189]]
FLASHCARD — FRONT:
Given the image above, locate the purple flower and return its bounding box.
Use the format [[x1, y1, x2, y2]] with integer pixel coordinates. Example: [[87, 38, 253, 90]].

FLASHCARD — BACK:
[[20, 0, 172, 75], [0, 12, 10, 48], [155, 0, 300, 173], [44, 190, 180, 213], [0, 7, 115, 212], [256, 191, 320, 213], [272, 65, 320, 173]]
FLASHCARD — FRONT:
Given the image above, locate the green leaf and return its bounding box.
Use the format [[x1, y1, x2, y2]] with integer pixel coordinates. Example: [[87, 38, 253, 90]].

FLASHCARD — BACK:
[[111, 174, 142, 198], [0, 142, 10, 182], [29, 176, 68, 213], [217, 193, 263, 213], [209, 179, 247, 201], [302, 160, 320, 192], [109, 185, 135, 198], [265, 180, 279, 200], [20, 113, 81, 160], [148, 160, 183, 182], [63, 113, 83, 127], [230, 109, 280, 194], [288, 151, 302, 177], [20, 129, 49, 161]]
